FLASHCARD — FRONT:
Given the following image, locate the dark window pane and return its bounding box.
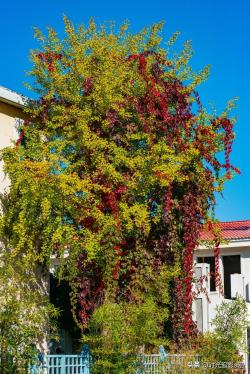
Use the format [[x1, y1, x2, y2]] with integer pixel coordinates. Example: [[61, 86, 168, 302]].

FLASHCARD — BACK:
[[222, 255, 241, 299], [197, 257, 216, 292]]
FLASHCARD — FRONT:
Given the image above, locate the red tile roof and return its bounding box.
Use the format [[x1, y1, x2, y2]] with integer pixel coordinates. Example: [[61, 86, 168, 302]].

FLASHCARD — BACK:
[[200, 220, 250, 241]]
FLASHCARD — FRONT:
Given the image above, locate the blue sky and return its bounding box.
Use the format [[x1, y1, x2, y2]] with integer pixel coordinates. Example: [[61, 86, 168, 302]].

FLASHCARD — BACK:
[[1, 0, 249, 222]]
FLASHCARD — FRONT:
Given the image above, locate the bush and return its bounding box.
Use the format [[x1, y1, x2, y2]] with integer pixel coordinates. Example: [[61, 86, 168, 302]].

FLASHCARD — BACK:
[[0, 261, 58, 373], [196, 296, 248, 373], [83, 299, 169, 373]]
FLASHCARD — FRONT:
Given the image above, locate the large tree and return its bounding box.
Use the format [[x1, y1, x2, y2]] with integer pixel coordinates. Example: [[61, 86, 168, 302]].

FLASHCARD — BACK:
[[0, 17, 238, 354]]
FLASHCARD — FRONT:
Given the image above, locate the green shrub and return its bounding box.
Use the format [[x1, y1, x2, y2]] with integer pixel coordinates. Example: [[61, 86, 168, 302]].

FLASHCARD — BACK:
[[196, 296, 248, 373], [83, 298, 169, 373], [0, 262, 58, 373]]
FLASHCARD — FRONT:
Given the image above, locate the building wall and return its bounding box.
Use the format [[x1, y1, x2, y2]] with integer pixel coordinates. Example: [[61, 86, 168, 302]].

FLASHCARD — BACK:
[[194, 244, 250, 323], [0, 101, 24, 193], [194, 243, 250, 371]]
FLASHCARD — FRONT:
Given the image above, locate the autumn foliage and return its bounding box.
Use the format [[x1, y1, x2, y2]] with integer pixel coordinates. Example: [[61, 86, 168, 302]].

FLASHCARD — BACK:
[[0, 18, 238, 350]]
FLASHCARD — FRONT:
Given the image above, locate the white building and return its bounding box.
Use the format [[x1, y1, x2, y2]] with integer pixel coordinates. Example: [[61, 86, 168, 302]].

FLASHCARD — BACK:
[[194, 220, 250, 371]]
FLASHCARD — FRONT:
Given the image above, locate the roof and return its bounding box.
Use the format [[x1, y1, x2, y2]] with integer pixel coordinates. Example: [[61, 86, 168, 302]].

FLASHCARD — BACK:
[[200, 220, 250, 241], [0, 86, 27, 108]]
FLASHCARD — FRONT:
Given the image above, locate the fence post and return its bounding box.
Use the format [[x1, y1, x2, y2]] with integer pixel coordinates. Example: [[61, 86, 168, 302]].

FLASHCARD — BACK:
[[28, 352, 37, 374], [29, 351, 46, 374], [38, 351, 48, 374], [159, 345, 167, 363], [29, 364, 38, 374], [29, 352, 38, 374], [80, 344, 91, 374], [60, 355, 66, 374], [135, 354, 145, 374]]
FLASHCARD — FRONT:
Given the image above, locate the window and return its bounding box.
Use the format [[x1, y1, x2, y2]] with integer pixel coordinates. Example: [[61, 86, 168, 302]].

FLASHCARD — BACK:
[[197, 257, 216, 292], [222, 255, 241, 299]]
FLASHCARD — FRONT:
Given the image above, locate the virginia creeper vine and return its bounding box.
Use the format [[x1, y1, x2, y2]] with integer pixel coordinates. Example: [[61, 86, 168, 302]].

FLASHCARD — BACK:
[[1, 18, 238, 349]]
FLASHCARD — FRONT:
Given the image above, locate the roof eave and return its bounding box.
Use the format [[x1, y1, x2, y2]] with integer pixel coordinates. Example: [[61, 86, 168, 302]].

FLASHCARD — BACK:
[[0, 86, 27, 109], [0, 96, 25, 109], [197, 238, 250, 250]]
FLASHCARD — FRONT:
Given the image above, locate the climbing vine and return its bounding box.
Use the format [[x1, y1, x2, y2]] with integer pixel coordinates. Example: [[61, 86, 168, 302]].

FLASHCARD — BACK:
[[0, 18, 238, 350]]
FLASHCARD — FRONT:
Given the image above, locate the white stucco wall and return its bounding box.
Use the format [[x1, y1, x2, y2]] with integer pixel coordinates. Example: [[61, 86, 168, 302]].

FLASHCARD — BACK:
[[194, 243, 250, 322], [0, 101, 21, 194], [194, 242, 250, 371]]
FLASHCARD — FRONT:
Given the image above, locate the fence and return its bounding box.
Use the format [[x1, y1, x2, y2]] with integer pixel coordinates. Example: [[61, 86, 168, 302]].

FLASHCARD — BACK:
[[136, 352, 201, 373], [31, 355, 90, 373], [29, 345, 91, 374], [29, 346, 202, 374]]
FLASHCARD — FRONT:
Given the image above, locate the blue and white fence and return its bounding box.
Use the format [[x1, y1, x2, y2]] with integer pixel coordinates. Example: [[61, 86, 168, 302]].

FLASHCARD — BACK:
[[136, 349, 201, 373], [29, 346, 200, 373], [29, 345, 91, 374]]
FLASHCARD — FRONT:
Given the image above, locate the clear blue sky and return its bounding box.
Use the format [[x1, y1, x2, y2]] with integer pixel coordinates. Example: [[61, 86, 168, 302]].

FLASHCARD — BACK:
[[1, 0, 249, 222]]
